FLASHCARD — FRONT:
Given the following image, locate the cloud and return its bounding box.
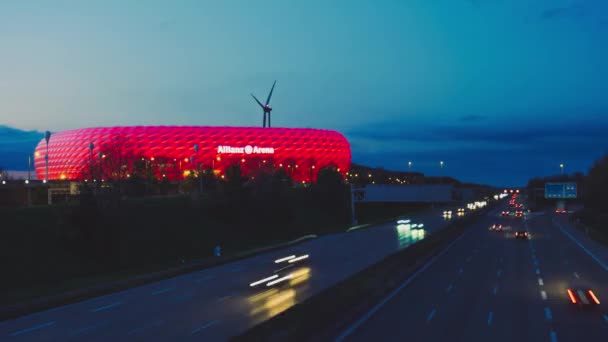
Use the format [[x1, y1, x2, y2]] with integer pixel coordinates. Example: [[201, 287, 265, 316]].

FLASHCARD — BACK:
[[0, 125, 44, 170], [345, 114, 608, 186]]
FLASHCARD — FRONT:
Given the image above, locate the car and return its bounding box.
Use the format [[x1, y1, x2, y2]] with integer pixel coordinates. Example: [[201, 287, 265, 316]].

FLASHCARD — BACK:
[[490, 224, 503, 231], [515, 211, 524, 217], [555, 209, 567, 214], [567, 288, 601, 306], [249, 253, 310, 289], [501, 211, 510, 216], [514, 231, 528, 239]]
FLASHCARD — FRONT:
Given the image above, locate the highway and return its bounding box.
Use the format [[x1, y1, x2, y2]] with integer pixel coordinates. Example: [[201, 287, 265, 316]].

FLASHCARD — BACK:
[[0, 206, 465, 341], [338, 206, 608, 342]]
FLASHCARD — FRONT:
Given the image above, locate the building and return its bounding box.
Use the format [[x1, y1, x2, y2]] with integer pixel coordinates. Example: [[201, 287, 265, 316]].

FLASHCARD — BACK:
[[33, 126, 351, 182]]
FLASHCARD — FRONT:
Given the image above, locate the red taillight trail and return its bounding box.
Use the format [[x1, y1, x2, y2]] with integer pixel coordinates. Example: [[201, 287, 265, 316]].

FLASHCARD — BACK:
[[567, 289, 577, 303]]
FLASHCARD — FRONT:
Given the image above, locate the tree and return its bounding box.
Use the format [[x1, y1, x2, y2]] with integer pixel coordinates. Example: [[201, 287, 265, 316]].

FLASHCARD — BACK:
[[584, 154, 608, 212]]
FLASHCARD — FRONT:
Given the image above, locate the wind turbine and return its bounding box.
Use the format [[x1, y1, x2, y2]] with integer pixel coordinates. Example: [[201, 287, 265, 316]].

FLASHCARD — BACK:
[[251, 81, 276, 128]]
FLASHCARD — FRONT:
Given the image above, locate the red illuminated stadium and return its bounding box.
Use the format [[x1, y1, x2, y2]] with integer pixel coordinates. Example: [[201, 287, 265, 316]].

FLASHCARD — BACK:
[[33, 126, 351, 182]]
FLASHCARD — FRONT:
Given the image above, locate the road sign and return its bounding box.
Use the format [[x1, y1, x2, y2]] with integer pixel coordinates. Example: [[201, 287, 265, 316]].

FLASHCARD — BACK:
[[545, 182, 577, 199], [353, 190, 365, 201]]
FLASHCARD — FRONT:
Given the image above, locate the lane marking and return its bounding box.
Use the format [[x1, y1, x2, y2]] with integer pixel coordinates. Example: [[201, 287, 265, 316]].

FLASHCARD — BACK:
[[334, 231, 469, 341], [493, 286, 498, 296], [555, 221, 608, 271], [541, 290, 547, 300], [191, 320, 220, 334], [69, 321, 108, 336], [91, 301, 122, 313], [152, 287, 175, 295], [446, 284, 454, 293], [458, 267, 464, 275], [10, 322, 55, 337], [573, 272, 580, 279], [545, 307, 552, 321], [426, 309, 437, 323], [533, 259, 539, 266], [535, 268, 541, 275], [538, 278, 544, 286], [550, 330, 558, 342], [487, 311, 493, 326]]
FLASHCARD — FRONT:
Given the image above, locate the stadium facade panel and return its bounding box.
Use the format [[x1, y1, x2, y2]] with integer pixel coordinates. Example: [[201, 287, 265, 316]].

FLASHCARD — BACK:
[[33, 126, 351, 182]]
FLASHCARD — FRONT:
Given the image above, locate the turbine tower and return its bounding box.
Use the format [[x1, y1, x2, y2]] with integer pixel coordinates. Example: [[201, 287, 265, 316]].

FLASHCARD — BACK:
[[251, 80, 276, 128]]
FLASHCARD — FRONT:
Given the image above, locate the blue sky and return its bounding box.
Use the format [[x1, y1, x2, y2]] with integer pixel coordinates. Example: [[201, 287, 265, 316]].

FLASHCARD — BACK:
[[1, 0, 607, 186]]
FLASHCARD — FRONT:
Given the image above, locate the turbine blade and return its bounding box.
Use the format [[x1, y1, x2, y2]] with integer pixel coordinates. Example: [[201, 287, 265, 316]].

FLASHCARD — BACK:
[[251, 94, 264, 108], [265, 80, 276, 106]]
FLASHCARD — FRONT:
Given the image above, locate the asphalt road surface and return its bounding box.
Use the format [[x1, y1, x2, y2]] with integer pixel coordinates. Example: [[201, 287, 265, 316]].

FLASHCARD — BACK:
[[0, 206, 470, 341], [338, 207, 608, 342]]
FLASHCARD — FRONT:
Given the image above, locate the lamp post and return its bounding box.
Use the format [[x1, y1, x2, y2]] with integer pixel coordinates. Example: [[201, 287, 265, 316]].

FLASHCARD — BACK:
[[194, 144, 202, 194], [560, 163, 564, 174], [89, 142, 94, 180], [440, 160, 444, 169], [44, 131, 51, 182], [408, 161, 412, 169]]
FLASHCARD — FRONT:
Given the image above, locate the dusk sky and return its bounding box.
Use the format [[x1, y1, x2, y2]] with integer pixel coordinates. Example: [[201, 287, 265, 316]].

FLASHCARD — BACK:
[[1, 0, 607, 186]]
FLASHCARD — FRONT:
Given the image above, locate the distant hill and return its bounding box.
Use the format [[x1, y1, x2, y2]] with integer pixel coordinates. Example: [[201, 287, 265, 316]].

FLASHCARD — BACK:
[[0, 125, 44, 170]]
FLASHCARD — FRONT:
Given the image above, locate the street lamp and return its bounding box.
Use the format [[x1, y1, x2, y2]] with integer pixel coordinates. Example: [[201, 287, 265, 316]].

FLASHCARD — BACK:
[[560, 163, 564, 174], [89, 142, 94, 180], [193, 144, 202, 194], [408, 161, 412, 169], [440, 160, 444, 169], [44, 131, 51, 182]]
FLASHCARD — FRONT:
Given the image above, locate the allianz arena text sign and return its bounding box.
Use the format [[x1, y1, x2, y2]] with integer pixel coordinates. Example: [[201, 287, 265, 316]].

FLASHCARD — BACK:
[[217, 145, 275, 154]]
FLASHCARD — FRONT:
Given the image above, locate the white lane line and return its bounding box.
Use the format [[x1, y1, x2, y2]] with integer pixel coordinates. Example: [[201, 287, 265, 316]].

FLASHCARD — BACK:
[[541, 290, 548, 300], [9, 322, 56, 337], [91, 301, 122, 313], [544, 307, 553, 321], [152, 287, 175, 295], [573, 272, 580, 279], [446, 284, 454, 293], [191, 320, 220, 334], [550, 330, 558, 342], [493, 286, 498, 296], [334, 232, 469, 341], [533, 259, 539, 266], [69, 321, 108, 336], [538, 278, 544, 286], [555, 221, 608, 271], [426, 308, 437, 323], [535, 268, 541, 275], [487, 311, 493, 326]]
